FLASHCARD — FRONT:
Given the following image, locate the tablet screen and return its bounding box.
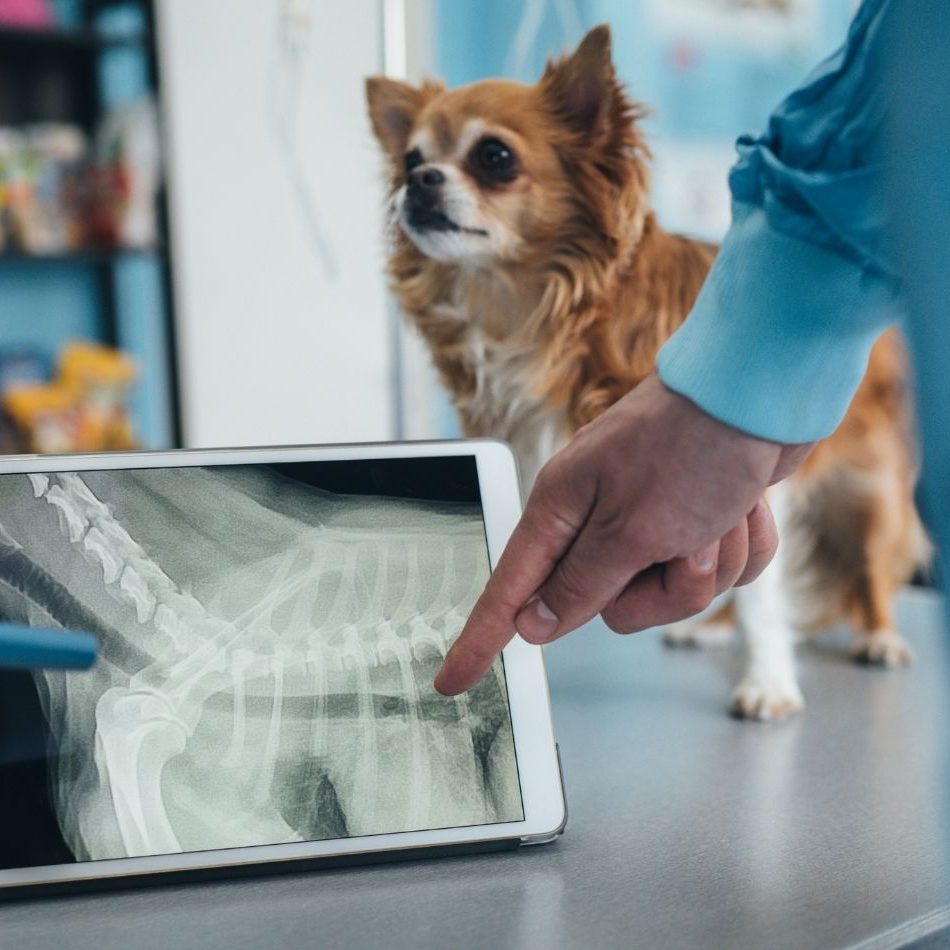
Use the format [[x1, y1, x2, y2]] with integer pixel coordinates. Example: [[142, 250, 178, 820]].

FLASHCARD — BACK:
[[0, 456, 523, 869]]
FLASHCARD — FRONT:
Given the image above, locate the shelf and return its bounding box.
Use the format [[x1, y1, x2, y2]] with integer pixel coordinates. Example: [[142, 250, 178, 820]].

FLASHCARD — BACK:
[[0, 247, 162, 266], [0, 24, 145, 53]]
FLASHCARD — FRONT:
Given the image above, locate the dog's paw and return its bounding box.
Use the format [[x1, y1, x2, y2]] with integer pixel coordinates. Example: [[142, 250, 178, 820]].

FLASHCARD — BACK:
[[729, 676, 804, 722], [850, 630, 915, 668], [663, 622, 735, 650]]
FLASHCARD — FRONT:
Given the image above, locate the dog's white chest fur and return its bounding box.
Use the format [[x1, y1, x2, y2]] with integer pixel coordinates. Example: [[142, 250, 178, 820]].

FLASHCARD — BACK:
[[460, 327, 569, 490]]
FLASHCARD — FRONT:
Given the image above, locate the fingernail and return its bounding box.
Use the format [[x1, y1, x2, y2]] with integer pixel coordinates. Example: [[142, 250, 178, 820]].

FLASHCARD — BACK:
[[516, 598, 559, 644], [691, 545, 718, 574]]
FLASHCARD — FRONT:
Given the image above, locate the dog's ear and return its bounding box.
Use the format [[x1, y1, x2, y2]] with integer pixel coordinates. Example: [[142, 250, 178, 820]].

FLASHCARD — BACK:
[[541, 25, 616, 137], [366, 77, 439, 160]]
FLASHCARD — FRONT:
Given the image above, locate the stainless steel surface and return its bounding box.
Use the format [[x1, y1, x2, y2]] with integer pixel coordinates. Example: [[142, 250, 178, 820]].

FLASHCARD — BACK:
[[3, 588, 949, 949]]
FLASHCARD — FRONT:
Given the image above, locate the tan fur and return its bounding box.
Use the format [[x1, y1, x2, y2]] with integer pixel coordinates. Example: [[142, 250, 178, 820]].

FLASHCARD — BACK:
[[367, 26, 928, 646], [785, 331, 930, 641]]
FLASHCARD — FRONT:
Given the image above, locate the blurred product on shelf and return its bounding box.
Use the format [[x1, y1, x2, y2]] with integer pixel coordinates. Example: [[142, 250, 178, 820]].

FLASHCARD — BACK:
[[0, 0, 55, 29], [1, 341, 138, 454], [87, 99, 160, 249], [0, 125, 87, 254], [3, 383, 79, 454], [0, 98, 160, 256], [59, 341, 138, 449]]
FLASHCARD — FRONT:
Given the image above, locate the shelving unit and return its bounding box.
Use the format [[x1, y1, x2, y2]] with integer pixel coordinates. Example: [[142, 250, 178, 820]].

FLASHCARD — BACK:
[[0, 22, 144, 47], [0, 246, 159, 266], [0, 0, 180, 448]]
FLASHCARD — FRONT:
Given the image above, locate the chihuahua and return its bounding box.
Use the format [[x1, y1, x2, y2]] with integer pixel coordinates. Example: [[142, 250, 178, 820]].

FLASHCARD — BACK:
[[366, 25, 929, 720]]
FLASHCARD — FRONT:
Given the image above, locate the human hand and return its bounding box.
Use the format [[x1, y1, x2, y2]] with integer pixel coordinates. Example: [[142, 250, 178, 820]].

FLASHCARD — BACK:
[[435, 375, 812, 695]]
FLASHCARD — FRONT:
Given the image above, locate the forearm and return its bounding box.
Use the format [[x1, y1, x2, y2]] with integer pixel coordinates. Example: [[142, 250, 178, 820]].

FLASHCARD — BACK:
[[658, 203, 900, 444], [657, 0, 898, 445]]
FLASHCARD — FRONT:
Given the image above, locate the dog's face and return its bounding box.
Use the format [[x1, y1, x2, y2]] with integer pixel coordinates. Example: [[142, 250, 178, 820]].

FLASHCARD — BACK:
[[368, 79, 552, 264], [366, 26, 647, 267]]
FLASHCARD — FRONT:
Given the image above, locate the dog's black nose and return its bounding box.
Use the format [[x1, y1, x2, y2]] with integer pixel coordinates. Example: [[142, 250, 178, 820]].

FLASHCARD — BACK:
[[407, 167, 445, 209], [412, 167, 445, 187]]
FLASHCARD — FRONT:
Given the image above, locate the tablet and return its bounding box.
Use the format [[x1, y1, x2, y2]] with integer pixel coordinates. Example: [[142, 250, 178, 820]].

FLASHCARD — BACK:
[[0, 440, 565, 895]]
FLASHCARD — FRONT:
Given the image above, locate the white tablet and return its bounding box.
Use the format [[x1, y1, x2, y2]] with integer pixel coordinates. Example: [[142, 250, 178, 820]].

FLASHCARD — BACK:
[[0, 440, 565, 896]]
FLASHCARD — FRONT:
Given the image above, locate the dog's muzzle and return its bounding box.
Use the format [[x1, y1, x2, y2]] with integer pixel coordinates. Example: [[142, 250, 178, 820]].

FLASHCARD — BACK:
[[405, 168, 459, 232]]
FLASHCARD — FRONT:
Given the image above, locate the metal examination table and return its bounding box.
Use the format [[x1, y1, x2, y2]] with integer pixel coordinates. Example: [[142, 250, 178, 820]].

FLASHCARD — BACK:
[[4, 588, 949, 949]]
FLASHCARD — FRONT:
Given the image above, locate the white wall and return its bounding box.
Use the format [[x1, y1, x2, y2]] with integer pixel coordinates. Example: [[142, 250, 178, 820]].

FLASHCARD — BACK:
[[393, 0, 455, 439], [157, 0, 396, 448]]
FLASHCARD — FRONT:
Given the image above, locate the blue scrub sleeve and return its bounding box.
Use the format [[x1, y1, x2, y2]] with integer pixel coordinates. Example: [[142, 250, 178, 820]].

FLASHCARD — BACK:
[[657, 0, 900, 444]]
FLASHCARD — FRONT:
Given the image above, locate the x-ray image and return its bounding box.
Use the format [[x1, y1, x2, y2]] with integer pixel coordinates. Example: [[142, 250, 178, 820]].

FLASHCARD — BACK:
[[0, 458, 523, 869]]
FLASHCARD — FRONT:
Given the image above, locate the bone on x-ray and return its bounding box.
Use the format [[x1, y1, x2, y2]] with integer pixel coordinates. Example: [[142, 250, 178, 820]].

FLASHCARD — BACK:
[[0, 465, 523, 862]]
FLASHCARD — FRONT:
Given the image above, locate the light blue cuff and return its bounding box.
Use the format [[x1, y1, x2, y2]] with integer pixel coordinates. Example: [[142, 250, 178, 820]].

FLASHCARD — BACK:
[[657, 203, 900, 444]]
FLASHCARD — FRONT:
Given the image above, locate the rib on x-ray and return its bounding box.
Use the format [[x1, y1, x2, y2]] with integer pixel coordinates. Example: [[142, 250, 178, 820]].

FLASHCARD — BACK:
[[0, 465, 522, 862]]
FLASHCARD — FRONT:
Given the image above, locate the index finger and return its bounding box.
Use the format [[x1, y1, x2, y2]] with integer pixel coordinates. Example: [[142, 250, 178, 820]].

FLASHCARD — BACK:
[[433, 480, 587, 696]]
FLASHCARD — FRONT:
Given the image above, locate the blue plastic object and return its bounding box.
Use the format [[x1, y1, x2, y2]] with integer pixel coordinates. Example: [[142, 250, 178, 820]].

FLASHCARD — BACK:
[[0, 623, 98, 670]]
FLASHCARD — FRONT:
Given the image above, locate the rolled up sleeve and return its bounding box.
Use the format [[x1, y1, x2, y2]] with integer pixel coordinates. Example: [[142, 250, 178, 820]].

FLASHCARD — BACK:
[[657, 0, 902, 444]]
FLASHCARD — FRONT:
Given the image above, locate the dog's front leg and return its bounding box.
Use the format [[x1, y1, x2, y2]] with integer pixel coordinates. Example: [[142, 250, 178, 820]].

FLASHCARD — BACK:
[[729, 485, 804, 722]]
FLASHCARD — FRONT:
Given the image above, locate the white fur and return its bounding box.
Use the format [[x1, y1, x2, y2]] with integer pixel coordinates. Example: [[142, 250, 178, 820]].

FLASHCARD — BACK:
[[849, 628, 915, 667], [407, 119, 487, 166], [461, 327, 569, 489], [665, 482, 808, 720], [730, 482, 804, 721], [455, 320, 569, 491], [400, 246, 571, 492]]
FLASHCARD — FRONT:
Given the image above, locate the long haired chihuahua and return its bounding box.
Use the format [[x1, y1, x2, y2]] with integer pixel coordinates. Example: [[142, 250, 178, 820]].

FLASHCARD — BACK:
[[366, 26, 929, 721]]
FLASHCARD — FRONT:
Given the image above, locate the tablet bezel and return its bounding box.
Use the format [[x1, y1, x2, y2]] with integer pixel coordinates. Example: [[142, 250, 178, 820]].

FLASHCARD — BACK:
[[0, 439, 565, 890]]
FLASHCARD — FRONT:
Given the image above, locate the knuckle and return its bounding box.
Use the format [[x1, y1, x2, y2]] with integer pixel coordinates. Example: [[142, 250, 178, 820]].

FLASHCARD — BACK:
[[602, 607, 637, 636], [720, 526, 748, 565], [682, 581, 714, 617], [587, 508, 648, 559], [482, 572, 521, 610], [748, 502, 778, 549], [757, 530, 779, 562], [634, 523, 673, 562], [520, 503, 578, 551], [452, 635, 495, 669], [546, 558, 589, 611], [715, 571, 742, 597], [595, 511, 635, 544], [533, 456, 567, 498], [735, 553, 774, 586], [716, 552, 746, 592], [523, 477, 582, 545], [460, 590, 514, 638]]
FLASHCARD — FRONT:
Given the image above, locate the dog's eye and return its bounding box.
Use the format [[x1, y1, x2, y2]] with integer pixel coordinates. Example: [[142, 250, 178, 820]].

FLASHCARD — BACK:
[[404, 149, 423, 175], [473, 138, 516, 176]]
